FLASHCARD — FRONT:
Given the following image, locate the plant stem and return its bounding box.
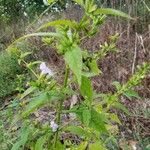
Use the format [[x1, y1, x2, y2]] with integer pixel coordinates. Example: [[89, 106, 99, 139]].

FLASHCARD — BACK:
[[22, 59, 39, 78], [53, 65, 69, 149]]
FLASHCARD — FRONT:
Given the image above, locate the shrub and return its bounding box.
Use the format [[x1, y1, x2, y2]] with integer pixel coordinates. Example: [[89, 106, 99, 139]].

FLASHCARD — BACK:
[[0, 51, 21, 100]]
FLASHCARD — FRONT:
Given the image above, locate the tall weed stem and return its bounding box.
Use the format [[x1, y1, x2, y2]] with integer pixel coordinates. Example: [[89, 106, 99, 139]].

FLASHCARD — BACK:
[[53, 65, 69, 149]]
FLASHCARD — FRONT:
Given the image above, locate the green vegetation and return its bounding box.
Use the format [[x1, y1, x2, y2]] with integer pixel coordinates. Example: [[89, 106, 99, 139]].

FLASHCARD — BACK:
[[0, 51, 21, 99], [0, 0, 149, 150]]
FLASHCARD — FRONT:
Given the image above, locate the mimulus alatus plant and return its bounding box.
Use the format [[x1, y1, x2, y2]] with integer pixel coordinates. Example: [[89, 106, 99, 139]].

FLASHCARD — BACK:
[[9, 0, 150, 150]]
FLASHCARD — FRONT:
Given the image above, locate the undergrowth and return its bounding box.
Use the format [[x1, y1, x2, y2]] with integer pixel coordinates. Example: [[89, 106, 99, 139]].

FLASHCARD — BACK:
[[0, 51, 21, 100]]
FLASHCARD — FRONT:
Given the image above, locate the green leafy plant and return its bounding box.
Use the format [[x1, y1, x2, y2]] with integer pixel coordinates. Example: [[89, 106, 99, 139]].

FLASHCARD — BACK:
[[4, 0, 149, 150], [0, 51, 22, 100]]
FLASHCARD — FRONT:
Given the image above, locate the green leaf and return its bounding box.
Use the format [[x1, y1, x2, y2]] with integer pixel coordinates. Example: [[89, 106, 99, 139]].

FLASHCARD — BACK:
[[7, 32, 59, 49], [64, 45, 82, 85], [54, 141, 64, 150], [80, 76, 93, 103], [75, 105, 107, 133], [89, 108, 107, 133], [47, 0, 56, 5], [38, 20, 78, 30], [22, 91, 60, 117], [77, 141, 88, 150], [94, 8, 132, 19], [82, 108, 91, 126], [89, 59, 102, 75], [73, 0, 84, 6], [112, 81, 122, 91], [22, 32, 59, 39], [20, 52, 32, 59], [89, 142, 107, 150], [93, 93, 107, 99], [110, 114, 121, 125], [20, 86, 37, 100], [64, 126, 90, 138], [27, 61, 42, 68], [124, 90, 140, 99], [85, 0, 97, 13], [35, 135, 47, 150], [11, 126, 30, 150], [113, 102, 130, 115], [145, 144, 150, 150]]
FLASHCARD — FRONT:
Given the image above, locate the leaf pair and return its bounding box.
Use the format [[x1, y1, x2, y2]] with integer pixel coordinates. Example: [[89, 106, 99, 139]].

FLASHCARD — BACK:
[[112, 81, 140, 99], [22, 90, 60, 117], [74, 105, 107, 133]]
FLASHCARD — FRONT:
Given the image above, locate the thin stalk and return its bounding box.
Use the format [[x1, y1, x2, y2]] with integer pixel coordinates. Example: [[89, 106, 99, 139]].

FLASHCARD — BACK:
[[22, 59, 39, 78], [26, 4, 52, 31], [53, 65, 69, 149]]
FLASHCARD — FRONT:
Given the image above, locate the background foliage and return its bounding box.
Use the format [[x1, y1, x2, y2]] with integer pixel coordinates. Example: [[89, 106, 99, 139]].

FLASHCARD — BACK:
[[0, 51, 21, 100]]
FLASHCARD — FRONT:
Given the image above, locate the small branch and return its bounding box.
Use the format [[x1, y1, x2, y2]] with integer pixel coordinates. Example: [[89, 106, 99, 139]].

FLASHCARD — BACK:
[[142, 1, 150, 12]]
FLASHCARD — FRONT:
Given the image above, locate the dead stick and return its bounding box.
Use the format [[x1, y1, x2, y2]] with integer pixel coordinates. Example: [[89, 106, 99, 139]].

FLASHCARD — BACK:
[[132, 32, 138, 74]]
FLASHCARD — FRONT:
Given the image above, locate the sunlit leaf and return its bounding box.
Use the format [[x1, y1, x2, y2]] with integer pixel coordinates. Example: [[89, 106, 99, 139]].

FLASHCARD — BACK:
[[47, 0, 56, 5], [85, 0, 97, 13], [7, 32, 59, 50], [77, 141, 88, 150], [73, 0, 84, 6], [106, 124, 118, 134], [94, 8, 132, 19], [22, 32, 59, 39], [89, 142, 107, 150], [110, 114, 121, 125], [38, 20, 78, 30]]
